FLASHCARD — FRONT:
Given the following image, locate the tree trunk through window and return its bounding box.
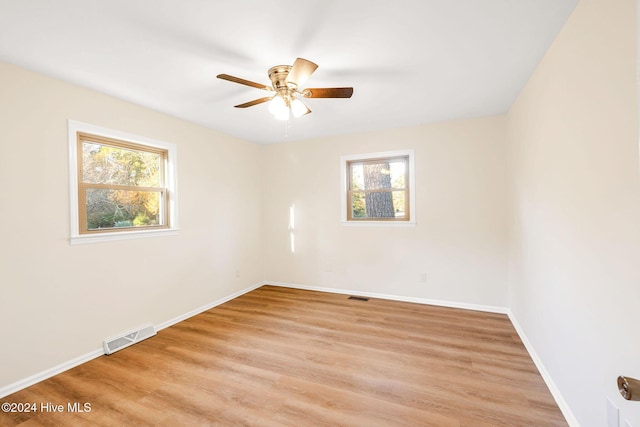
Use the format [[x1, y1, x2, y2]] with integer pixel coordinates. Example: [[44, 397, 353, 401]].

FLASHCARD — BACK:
[[363, 162, 395, 218]]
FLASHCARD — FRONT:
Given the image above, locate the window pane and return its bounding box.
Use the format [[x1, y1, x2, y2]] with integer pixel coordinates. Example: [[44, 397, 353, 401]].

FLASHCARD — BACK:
[[350, 164, 364, 189], [82, 142, 161, 186], [351, 190, 406, 219], [85, 188, 162, 230], [350, 158, 406, 191], [388, 159, 406, 188]]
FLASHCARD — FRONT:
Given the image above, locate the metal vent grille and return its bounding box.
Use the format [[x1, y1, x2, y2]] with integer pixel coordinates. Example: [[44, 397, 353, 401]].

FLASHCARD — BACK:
[[103, 323, 156, 355], [348, 296, 369, 302]]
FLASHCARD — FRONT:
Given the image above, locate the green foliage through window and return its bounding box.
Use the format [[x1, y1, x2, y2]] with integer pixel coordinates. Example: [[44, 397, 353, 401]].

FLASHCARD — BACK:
[[78, 134, 168, 233]]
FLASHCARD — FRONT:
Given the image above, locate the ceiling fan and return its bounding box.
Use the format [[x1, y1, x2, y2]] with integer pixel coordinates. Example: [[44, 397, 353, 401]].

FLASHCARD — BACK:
[[217, 58, 353, 120]]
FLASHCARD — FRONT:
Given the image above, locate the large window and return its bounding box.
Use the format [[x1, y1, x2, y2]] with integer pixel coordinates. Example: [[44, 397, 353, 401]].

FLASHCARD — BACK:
[[341, 150, 416, 225], [68, 121, 178, 244]]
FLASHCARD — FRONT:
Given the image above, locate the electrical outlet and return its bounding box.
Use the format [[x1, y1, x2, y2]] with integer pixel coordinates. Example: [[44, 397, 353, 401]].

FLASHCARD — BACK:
[[325, 263, 332, 273], [607, 398, 619, 427], [419, 273, 427, 282], [235, 269, 240, 279]]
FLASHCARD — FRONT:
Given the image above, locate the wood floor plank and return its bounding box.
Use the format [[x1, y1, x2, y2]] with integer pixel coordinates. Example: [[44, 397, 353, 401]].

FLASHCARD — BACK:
[[0, 285, 567, 426]]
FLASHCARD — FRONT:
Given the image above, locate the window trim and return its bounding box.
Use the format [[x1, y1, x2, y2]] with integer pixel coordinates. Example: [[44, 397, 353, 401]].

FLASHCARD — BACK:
[[340, 150, 416, 227], [68, 120, 179, 244]]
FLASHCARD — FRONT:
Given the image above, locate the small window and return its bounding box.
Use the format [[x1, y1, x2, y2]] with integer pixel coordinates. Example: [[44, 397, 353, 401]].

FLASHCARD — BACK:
[[68, 121, 178, 244], [78, 133, 168, 233], [341, 150, 416, 226]]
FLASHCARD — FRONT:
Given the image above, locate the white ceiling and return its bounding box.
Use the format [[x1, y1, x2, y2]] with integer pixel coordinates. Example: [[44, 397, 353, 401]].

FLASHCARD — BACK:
[[0, 0, 577, 144]]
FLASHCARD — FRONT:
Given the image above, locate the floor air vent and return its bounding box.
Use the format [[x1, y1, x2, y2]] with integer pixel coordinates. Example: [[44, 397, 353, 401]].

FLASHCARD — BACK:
[[103, 323, 156, 355], [348, 296, 369, 302]]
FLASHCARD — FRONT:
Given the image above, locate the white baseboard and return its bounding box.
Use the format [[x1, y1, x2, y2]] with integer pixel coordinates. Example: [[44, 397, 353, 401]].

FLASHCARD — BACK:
[[155, 281, 264, 331], [0, 281, 264, 399], [0, 348, 104, 399], [266, 281, 509, 314], [507, 310, 579, 427]]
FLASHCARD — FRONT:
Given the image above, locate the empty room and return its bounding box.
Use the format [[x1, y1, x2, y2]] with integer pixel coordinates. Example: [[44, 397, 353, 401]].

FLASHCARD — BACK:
[[0, 0, 639, 426]]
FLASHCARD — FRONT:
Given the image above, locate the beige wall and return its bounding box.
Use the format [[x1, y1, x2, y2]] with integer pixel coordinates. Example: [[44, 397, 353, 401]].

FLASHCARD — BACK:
[[262, 117, 509, 308], [0, 62, 264, 389], [508, 0, 640, 425]]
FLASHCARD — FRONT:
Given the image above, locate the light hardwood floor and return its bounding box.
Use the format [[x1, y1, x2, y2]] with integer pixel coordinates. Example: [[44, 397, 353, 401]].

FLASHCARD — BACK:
[[0, 285, 567, 426]]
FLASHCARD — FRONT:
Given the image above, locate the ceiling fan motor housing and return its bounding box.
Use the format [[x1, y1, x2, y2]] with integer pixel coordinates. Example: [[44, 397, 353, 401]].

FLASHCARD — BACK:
[[269, 65, 295, 97]]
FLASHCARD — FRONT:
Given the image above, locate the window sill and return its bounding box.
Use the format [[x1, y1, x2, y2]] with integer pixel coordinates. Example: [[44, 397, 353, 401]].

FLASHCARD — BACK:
[[70, 228, 180, 245], [341, 221, 416, 228]]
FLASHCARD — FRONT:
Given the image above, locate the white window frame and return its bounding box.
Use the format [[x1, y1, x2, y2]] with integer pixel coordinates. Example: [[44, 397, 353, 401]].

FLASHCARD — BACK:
[[68, 120, 179, 244], [340, 149, 416, 227]]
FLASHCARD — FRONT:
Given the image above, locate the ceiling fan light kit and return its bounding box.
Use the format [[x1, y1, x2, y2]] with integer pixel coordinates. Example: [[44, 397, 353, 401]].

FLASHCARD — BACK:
[[217, 58, 353, 120], [290, 98, 309, 118]]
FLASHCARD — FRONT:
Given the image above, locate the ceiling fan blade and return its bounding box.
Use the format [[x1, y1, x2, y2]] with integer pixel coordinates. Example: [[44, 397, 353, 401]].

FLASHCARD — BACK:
[[286, 58, 318, 87], [234, 96, 273, 108], [301, 87, 354, 98], [217, 74, 271, 90]]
